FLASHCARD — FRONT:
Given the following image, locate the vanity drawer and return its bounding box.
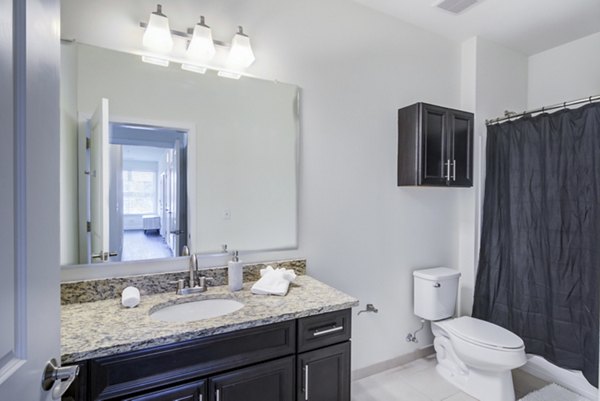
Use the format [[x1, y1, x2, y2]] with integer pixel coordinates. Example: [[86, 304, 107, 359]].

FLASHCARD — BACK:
[[89, 320, 295, 401], [122, 379, 206, 401], [297, 309, 351, 352]]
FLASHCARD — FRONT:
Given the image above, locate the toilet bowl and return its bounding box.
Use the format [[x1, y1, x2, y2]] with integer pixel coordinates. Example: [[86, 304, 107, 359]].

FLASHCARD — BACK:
[[413, 267, 527, 401], [432, 316, 526, 401]]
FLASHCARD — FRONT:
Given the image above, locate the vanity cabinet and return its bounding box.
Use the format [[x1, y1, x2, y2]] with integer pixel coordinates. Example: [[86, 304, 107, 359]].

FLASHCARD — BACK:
[[397, 102, 474, 187], [296, 309, 351, 401], [298, 342, 350, 401], [209, 357, 294, 401], [122, 380, 206, 401], [63, 309, 351, 401]]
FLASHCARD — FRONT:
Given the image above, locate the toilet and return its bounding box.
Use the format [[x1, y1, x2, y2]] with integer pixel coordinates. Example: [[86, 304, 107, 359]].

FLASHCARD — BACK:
[[413, 267, 526, 401]]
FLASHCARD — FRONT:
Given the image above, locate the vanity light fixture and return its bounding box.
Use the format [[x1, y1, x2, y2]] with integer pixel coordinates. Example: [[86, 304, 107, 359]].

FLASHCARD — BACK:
[[142, 4, 174, 53], [226, 26, 255, 69], [186, 16, 216, 62], [139, 8, 256, 78]]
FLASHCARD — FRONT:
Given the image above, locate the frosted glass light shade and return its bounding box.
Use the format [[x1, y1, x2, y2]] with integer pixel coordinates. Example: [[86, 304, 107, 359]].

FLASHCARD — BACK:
[[142, 10, 173, 53], [141, 55, 169, 67], [181, 64, 207, 74], [217, 70, 242, 80], [187, 22, 216, 61], [227, 30, 255, 69]]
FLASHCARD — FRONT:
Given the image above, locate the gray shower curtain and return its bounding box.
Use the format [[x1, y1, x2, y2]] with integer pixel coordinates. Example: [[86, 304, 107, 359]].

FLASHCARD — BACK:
[[473, 102, 600, 387]]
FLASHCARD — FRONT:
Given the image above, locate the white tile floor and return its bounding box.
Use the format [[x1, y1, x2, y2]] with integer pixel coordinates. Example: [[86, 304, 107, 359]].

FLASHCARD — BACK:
[[351, 355, 549, 401]]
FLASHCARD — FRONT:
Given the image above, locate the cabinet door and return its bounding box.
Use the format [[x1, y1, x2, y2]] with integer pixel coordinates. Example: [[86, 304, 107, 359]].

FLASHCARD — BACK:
[[297, 342, 350, 401], [448, 110, 473, 187], [122, 379, 206, 401], [421, 104, 449, 185], [209, 357, 294, 401]]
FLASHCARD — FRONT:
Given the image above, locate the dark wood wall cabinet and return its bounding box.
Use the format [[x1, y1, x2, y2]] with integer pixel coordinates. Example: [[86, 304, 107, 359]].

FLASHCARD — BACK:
[[397, 102, 474, 187], [63, 309, 351, 401]]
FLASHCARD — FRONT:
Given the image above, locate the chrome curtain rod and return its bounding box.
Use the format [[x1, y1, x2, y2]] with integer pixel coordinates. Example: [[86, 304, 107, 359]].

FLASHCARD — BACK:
[[485, 94, 600, 125]]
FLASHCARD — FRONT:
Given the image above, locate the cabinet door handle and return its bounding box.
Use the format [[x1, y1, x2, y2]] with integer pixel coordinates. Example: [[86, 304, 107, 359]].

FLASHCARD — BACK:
[[313, 326, 343, 337], [446, 159, 451, 181], [304, 365, 309, 401], [452, 160, 456, 181], [215, 389, 220, 401]]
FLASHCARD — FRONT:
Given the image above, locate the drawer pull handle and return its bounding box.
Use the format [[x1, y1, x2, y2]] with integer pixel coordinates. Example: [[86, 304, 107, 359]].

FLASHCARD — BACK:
[[452, 159, 456, 181], [313, 326, 343, 337], [304, 365, 309, 401]]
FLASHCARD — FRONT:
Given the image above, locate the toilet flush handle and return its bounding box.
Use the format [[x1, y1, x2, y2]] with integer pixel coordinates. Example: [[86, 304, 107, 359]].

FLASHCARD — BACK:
[[433, 282, 441, 288]]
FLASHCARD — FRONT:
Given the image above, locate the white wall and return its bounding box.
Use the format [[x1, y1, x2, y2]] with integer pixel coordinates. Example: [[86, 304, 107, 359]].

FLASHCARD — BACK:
[[528, 32, 600, 108], [60, 43, 80, 265], [457, 37, 528, 315], [241, 0, 464, 371], [61, 0, 464, 371]]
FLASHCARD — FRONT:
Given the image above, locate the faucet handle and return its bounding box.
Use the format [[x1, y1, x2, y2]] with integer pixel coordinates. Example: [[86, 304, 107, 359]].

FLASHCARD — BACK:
[[197, 276, 214, 291], [169, 279, 185, 293]]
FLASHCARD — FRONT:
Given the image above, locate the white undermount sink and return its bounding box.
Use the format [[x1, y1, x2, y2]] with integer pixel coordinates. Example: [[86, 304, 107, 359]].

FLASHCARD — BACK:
[[150, 299, 244, 322]]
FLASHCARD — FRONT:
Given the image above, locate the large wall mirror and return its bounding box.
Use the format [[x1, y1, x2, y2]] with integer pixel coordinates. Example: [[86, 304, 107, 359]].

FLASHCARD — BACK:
[[60, 42, 299, 266]]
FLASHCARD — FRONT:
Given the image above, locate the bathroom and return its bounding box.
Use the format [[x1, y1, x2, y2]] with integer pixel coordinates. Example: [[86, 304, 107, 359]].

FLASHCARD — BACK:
[[1, 0, 599, 400]]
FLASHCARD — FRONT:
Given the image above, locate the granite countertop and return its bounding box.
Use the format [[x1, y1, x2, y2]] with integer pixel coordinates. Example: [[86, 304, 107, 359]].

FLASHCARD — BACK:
[[61, 275, 358, 364]]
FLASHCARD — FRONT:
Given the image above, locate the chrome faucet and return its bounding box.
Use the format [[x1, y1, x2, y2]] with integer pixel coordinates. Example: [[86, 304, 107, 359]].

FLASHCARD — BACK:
[[190, 253, 198, 287], [171, 252, 211, 295]]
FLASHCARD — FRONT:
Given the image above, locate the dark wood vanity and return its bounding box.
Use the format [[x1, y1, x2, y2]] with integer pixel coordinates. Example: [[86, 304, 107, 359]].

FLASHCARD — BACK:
[[63, 309, 351, 401]]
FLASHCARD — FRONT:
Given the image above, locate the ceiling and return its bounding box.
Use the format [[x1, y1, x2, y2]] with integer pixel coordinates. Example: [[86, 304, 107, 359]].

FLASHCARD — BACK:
[[353, 0, 600, 55]]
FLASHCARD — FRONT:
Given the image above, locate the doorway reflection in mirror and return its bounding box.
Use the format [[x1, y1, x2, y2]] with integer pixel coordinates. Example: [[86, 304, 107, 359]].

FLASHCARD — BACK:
[[80, 118, 188, 264]]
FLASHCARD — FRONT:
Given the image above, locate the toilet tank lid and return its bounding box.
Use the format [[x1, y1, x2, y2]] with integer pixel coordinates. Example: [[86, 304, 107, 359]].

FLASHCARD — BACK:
[[413, 267, 461, 281]]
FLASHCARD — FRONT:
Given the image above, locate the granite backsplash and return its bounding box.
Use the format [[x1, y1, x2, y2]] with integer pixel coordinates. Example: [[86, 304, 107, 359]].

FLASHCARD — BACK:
[[61, 259, 306, 305]]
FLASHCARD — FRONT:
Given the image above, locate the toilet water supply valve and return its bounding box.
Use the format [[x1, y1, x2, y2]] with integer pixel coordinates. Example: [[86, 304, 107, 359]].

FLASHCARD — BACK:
[[406, 319, 425, 343], [357, 303, 379, 315]]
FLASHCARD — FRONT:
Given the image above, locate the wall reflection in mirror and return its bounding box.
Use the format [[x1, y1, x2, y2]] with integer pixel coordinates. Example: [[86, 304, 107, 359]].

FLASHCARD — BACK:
[[60, 43, 299, 266]]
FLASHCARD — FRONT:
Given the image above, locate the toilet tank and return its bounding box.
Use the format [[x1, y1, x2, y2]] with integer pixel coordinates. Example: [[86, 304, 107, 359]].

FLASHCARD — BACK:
[[413, 267, 461, 321]]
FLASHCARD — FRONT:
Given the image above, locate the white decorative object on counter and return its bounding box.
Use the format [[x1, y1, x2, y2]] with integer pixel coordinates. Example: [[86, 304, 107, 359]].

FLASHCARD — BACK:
[[251, 265, 297, 296], [121, 286, 141, 308], [228, 251, 243, 292]]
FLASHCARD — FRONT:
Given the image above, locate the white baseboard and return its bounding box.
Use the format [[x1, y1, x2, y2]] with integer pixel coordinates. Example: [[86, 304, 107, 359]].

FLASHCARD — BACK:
[[351, 345, 435, 381]]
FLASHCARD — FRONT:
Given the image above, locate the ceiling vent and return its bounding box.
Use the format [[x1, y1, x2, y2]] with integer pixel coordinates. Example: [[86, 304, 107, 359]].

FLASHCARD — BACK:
[[433, 0, 479, 14]]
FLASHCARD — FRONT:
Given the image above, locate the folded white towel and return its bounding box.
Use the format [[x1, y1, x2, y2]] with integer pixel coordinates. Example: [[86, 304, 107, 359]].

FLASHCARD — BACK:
[[121, 286, 140, 308], [251, 266, 297, 296]]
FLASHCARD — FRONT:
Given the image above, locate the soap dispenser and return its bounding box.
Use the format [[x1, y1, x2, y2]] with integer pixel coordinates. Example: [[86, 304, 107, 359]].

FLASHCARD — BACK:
[[228, 251, 243, 292]]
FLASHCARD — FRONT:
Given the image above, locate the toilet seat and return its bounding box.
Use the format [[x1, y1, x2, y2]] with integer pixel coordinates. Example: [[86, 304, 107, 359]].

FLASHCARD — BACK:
[[437, 316, 524, 351]]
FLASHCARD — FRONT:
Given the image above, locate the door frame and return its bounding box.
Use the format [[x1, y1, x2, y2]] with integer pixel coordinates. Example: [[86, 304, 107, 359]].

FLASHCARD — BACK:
[[0, 0, 61, 399], [75, 113, 196, 265]]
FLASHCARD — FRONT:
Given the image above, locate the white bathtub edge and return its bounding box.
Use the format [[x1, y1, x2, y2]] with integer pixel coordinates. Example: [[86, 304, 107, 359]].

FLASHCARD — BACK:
[[521, 354, 597, 400]]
